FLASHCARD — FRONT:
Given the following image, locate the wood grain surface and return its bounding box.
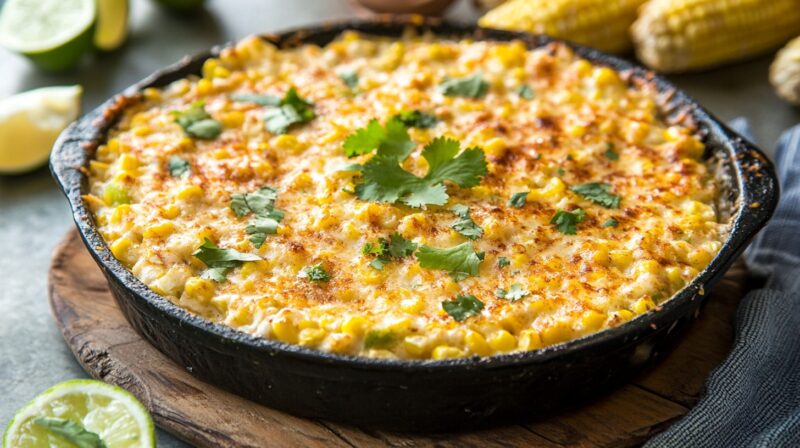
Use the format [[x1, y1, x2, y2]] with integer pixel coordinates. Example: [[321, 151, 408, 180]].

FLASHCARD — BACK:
[[48, 230, 748, 447]]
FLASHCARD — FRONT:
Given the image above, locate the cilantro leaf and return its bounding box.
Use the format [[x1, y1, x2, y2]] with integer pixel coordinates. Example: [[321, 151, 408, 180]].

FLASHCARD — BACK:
[[495, 283, 529, 301], [516, 85, 534, 99], [356, 136, 487, 208], [339, 70, 358, 89], [387, 232, 417, 258], [442, 294, 484, 322], [497, 256, 510, 268], [570, 182, 621, 209], [440, 74, 489, 98], [230, 187, 284, 248], [391, 110, 438, 129], [34, 417, 107, 448], [231, 93, 281, 106], [343, 118, 414, 158], [508, 192, 528, 208], [172, 102, 222, 140], [168, 156, 190, 178], [450, 204, 483, 240], [416, 242, 483, 278], [193, 238, 260, 282], [364, 329, 396, 349], [604, 143, 619, 161], [264, 88, 315, 134], [602, 218, 619, 228], [302, 263, 330, 282], [551, 209, 586, 235]]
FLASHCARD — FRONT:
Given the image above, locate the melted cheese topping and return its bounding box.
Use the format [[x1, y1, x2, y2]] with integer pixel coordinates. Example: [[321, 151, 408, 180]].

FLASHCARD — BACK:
[[87, 32, 727, 359]]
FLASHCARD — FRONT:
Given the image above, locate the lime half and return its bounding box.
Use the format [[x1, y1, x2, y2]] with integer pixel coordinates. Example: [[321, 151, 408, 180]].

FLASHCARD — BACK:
[[0, 0, 96, 71], [0, 85, 82, 174], [3, 379, 155, 448], [94, 0, 129, 51]]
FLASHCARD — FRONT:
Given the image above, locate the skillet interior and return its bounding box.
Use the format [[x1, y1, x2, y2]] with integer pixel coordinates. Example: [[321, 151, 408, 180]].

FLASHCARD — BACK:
[[50, 16, 778, 430]]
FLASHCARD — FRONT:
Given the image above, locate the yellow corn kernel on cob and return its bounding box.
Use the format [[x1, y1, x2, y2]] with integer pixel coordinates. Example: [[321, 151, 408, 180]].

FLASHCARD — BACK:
[[771, 35, 800, 105], [632, 0, 800, 73], [479, 0, 647, 54]]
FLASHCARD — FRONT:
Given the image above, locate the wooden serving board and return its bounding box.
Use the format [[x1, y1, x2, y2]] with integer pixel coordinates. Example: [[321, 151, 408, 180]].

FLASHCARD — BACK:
[[48, 230, 748, 447]]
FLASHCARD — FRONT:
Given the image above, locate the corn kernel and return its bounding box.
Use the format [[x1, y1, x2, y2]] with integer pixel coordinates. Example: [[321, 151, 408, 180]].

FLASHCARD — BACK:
[[160, 204, 180, 219], [518, 330, 543, 351], [221, 111, 244, 128], [401, 297, 424, 314], [196, 78, 213, 95], [488, 330, 516, 352], [581, 310, 607, 331], [143, 221, 175, 239], [110, 237, 133, 261], [687, 249, 713, 270], [299, 328, 326, 346], [609, 250, 633, 269], [631, 297, 656, 315], [341, 316, 370, 337], [176, 184, 204, 201], [272, 314, 299, 344], [403, 335, 429, 358], [593, 67, 621, 87], [110, 204, 132, 225], [465, 330, 491, 356], [615, 309, 635, 322], [184, 277, 216, 304], [540, 321, 573, 346], [483, 137, 507, 158], [432, 345, 465, 360]]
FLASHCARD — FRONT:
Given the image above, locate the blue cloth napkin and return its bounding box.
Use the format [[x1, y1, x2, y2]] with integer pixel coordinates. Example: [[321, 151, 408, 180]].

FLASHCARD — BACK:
[[645, 120, 800, 448]]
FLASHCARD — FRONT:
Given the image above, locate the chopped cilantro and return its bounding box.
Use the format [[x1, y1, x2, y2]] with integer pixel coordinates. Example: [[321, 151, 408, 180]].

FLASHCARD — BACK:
[[495, 284, 529, 301], [497, 256, 511, 268], [416, 242, 483, 278], [362, 232, 417, 270], [343, 118, 414, 158], [450, 204, 483, 240], [339, 70, 358, 89], [263, 88, 315, 134], [33, 417, 107, 448], [230, 93, 281, 106], [602, 218, 619, 228], [193, 238, 260, 282], [508, 192, 528, 208], [231, 187, 284, 248], [391, 110, 438, 129], [172, 102, 222, 140], [516, 85, 534, 99], [442, 294, 484, 322], [356, 136, 487, 208], [556, 167, 566, 177], [301, 263, 330, 282], [337, 163, 364, 172], [364, 329, 396, 349], [439, 74, 489, 98], [551, 209, 586, 235], [167, 156, 191, 178], [604, 143, 619, 161], [570, 182, 621, 209]]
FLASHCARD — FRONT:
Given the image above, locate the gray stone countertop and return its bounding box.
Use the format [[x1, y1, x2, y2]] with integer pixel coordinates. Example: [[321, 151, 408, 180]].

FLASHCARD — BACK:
[[0, 1, 797, 446]]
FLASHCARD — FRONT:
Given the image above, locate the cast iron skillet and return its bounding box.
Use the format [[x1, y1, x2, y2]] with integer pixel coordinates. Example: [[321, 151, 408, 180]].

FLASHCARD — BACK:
[[50, 16, 778, 432]]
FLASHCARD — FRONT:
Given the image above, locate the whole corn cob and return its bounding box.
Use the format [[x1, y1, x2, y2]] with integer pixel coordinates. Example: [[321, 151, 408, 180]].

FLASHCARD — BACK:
[[632, 0, 800, 73], [478, 0, 647, 54], [771, 35, 800, 105]]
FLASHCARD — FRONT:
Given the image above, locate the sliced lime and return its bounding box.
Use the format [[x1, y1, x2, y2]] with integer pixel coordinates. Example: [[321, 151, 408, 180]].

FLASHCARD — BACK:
[[3, 379, 155, 448], [94, 0, 129, 51], [0, 85, 82, 174], [0, 0, 96, 71]]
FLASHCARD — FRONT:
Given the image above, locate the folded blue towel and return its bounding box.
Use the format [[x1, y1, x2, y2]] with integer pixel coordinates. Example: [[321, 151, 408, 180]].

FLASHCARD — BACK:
[[645, 121, 800, 448]]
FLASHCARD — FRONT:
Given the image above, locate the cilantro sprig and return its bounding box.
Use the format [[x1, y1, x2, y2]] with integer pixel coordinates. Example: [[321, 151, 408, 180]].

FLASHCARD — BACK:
[[604, 143, 619, 161], [362, 232, 417, 270], [508, 192, 528, 208], [416, 242, 484, 280], [339, 71, 359, 89], [172, 102, 222, 140], [442, 294, 484, 322], [439, 74, 489, 98], [551, 209, 586, 235], [193, 238, 261, 282], [570, 182, 621, 209], [263, 88, 315, 135], [343, 118, 414, 158], [450, 204, 483, 240], [516, 85, 534, 100], [602, 218, 619, 228], [301, 263, 330, 282], [497, 256, 510, 268], [355, 136, 487, 208], [231, 187, 285, 248]]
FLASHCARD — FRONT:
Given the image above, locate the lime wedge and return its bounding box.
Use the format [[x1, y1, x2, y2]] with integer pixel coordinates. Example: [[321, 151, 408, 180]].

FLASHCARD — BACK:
[[94, 0, 129, 51], [3, 379, 155, 448], [0, 85, 82, 174], [0, 0, 96, 71]]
